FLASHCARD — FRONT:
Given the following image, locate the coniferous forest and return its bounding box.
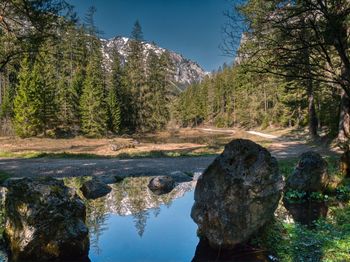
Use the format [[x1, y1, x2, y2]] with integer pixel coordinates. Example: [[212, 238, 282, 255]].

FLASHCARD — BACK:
[[0, 2, 173, 138], [1, 0, 350, 143], [176, 1, 350, 142]]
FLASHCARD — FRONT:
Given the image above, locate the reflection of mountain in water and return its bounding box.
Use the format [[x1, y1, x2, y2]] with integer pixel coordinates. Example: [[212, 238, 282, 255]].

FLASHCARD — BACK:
[[97, 177, 195, 216], [82, 177, 195, 249]]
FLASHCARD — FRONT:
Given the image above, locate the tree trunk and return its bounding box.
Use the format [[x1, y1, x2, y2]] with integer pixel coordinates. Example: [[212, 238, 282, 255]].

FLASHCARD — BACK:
[[332, 17, 350, 141], [303, 37, 319, 138], [0, 73, 2, 106], [307, 80, 318, 139], [338, 89, 350, 142]]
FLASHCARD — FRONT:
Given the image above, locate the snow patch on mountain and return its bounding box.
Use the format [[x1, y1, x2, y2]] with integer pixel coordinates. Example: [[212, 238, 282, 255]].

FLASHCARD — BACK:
[[101, 36, 209, 89]]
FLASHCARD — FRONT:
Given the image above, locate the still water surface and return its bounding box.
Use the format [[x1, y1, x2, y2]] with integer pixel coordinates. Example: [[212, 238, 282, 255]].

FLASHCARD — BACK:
[[88, 190, 197, 262], [0, 176, 330, 262], [86, 177, 198, 262]]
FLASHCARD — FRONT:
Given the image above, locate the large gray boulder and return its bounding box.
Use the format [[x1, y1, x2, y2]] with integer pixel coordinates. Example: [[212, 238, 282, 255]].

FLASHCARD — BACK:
[[191, 139, 283, 249], [286, 151, 329, 192], [2, 177, 89, 261]]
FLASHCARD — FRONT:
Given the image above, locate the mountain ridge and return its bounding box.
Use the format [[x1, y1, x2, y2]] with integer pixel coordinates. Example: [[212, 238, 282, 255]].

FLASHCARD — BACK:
[[101, 36, 209, 90]]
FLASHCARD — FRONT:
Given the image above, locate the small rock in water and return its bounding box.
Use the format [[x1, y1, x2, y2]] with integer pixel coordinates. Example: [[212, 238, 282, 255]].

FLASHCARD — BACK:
[[286, 151, 329, 192], [2, 177, 89, 261], [191, 139, 283, 249], [80, 178, 112, 199], [148, 176, 175, 195]]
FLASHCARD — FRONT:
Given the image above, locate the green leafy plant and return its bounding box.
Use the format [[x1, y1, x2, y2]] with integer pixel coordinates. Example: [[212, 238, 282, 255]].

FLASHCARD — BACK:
[[310, 192, 329, 202], [336, 185, 350, 201], [284, 190, 307, 203]]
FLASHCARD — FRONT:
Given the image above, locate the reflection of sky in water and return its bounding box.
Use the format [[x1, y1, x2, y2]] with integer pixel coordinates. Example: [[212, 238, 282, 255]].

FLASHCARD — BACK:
[[88, 191, 197, 262], [0, 175, 333, 262]]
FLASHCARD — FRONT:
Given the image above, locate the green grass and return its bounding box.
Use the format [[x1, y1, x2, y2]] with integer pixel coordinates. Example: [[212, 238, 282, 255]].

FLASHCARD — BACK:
[[254, 157, 350, 261], [0, 150, 219, 160], [0, 151, 38, 158], [116, 150, 218, 159], [0, 151, 107, 159], [254, 205, 350, 262], [278, 158, 298, 178]]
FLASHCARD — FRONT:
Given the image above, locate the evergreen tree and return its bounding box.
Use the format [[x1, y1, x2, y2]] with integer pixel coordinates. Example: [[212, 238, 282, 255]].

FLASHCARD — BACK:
[[146, 50, 172, 130], [123, 20, 147, 132], [130, 20, 143, 41], [57, 25, 87, 134], [80, 48, 108, 137], [79, 7, 108, 137], [38, 43, 59, 135], [107, 52, 122, 133], [13, 56, 43, 137]]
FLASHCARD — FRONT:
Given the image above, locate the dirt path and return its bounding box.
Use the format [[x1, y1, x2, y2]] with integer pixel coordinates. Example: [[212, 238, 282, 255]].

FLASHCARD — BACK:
[[0, 156, 216, 178], [247, 131, 278, 139], [248, 130, 339, 159], [0, 129, 339, 178], [197, 127, 339, 159]]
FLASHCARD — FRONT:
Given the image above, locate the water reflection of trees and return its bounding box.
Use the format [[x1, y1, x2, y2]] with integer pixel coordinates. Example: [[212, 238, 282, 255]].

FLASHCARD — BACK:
[[86, 198, 109, 255], [133, 211, 149, 237], [64, 177, 195, 252]]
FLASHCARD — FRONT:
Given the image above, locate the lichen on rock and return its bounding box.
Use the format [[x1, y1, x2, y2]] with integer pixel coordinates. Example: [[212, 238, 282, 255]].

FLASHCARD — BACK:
[[2, 177, 89, 261], [286, 151, 329, 192], [191, 139, 284, 249]]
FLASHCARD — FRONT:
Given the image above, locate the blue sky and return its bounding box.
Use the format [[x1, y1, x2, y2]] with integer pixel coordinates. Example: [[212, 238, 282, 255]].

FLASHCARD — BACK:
[[68, 0, 237, 72]]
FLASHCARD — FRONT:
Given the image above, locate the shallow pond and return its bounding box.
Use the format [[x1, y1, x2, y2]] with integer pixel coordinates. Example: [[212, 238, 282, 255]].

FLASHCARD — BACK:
[[0, 176, 260, 262], [88, 186, 197, 261], [84, 177, 272, 262], [0, 176, 343, 262]]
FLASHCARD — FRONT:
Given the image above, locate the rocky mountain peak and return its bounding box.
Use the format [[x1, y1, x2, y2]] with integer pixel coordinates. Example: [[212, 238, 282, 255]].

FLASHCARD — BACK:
[[101, 36, 209, 90]]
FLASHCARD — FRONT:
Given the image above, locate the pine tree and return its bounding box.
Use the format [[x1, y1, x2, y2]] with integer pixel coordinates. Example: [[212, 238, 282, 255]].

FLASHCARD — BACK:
[[76, 7, 109, 137], [107, 51, 122, 133], [130, 20, 143, 41], [38, 43, 59, 135], [123, 20, 147, 132], [146, 50, 172, 130], [57, 25, 87, 134], [80, 48, 108, 137], [13, 56, 43, 137]]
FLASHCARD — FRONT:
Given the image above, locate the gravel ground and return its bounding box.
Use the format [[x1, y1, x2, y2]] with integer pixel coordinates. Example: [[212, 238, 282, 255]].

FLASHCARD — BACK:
[[0, 156, 216, 178], [0, 130, 339, 179]]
